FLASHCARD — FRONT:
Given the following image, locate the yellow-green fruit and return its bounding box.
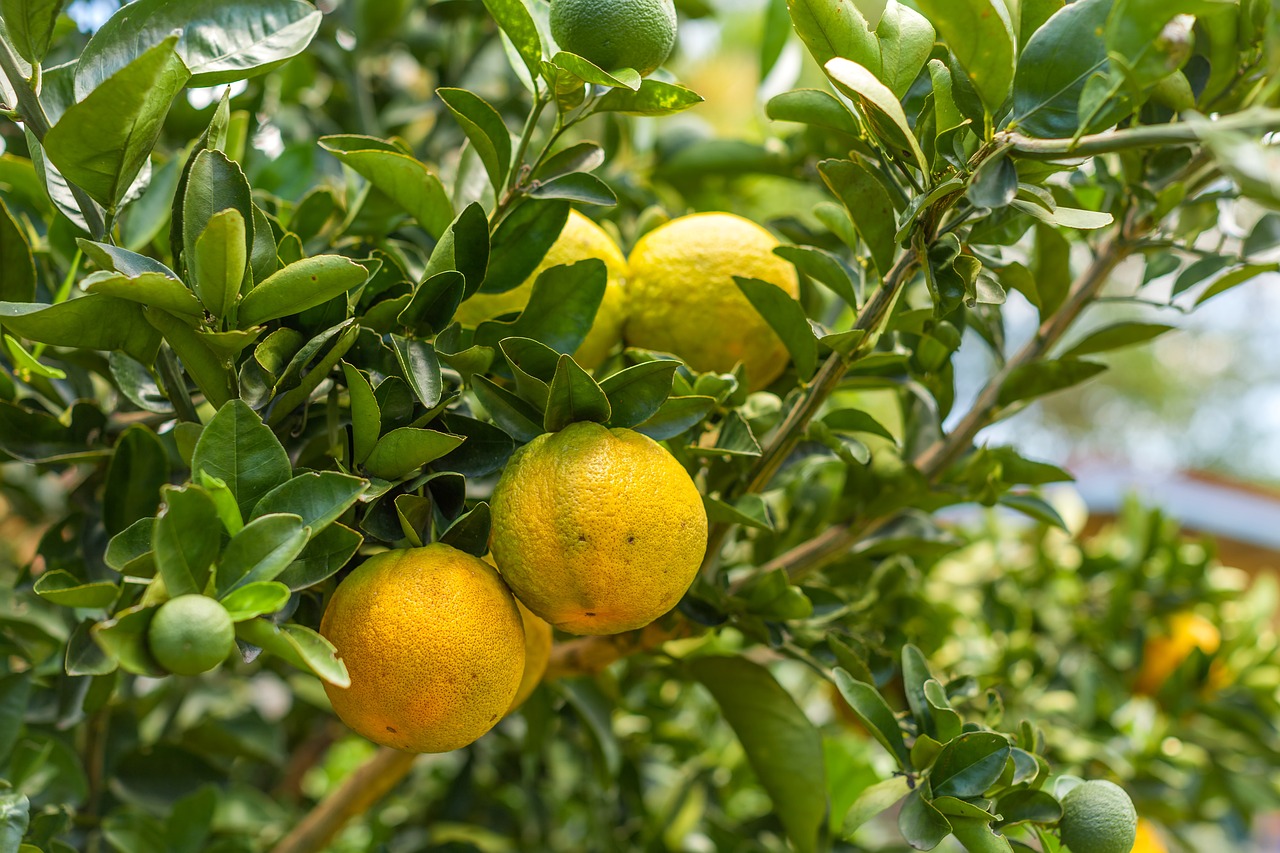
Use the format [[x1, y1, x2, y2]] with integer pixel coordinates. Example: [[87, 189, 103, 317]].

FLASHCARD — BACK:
[[549, 0, 677, 77], [319, 544, 525, 753], [625, 212, 800, 391], [455, 210, 628, 369], [1058, 780, 1138, 853], [510, 599, 553, 710], [490, 422, 707, 636], [148, 594, 235, 676]]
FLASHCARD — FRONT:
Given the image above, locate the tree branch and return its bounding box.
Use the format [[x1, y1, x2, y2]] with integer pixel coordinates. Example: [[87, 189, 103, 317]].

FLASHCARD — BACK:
[[1003, 109, 1280, 160]]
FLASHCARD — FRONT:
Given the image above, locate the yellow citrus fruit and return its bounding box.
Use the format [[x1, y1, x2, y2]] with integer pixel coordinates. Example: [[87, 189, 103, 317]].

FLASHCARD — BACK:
[[624, 212, 800, 391], [1132, 818, 1168, 853], [455, 210, 628, 369], [549, 0, 677, 77], [319, 544, 525, 753], [1135, 611, 1222, 696], [148, 594, 235, 676], [490, 422, 707, 635], [1058, 780, 1138, 853], [511, 599, 553, 710]]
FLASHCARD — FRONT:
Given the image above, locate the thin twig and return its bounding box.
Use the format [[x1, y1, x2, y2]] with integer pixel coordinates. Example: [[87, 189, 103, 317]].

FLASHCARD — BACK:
[[1004, 109, 1280, 160]]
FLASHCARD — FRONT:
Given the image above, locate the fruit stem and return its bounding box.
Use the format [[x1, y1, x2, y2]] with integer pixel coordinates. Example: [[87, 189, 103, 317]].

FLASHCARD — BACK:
[[270, 747, 419, 853]]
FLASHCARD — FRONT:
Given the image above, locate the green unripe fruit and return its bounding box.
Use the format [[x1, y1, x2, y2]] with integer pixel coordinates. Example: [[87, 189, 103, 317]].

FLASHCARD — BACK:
[[550, 0, 677, 78], [148, 594, 236, 676], [1058, 780, 1138, 853]]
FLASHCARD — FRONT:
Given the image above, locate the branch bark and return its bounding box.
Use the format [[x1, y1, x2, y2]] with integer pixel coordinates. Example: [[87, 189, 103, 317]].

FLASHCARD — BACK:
[[1003, 108, 1280, 160]]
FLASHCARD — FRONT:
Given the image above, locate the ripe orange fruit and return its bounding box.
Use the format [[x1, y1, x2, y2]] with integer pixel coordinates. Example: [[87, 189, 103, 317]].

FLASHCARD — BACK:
[[1135, 611, 1223, 696], [625, 212, 800, 391], [1132, 818, 1169, 853], [489, 422, 707, 635], [511, 599, 553, 710], [319, 544, 525, 753]]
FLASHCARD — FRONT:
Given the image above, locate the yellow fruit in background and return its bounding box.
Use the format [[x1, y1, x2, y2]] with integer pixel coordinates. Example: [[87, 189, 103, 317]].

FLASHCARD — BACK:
[[1132, 818, 1169, 853], [624, 212, 800, 391], [490, 422, 708, 636], [549, 0, 678, 78], [319, 544, 525, 753], [1135, 611, 1222, 696], [511, 599, 553, 710], [455, 210, 628, 369]]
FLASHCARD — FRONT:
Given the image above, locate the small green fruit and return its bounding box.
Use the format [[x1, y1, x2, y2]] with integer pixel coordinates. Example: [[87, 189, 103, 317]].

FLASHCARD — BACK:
[[1059, 780, 1138, 853], [148, 594, 236, 676], [549, 0, 677, 78]]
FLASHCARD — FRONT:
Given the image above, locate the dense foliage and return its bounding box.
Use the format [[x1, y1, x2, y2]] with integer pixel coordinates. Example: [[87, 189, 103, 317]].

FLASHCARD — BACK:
[[0, 0, 1278, 851]]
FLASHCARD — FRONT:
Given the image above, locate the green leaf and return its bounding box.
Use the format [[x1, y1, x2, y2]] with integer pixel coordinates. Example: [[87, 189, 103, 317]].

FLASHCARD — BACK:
[[251, 471, 368, 535], [475, 259, 607, 355], [997, 789, 1062, 826], [1011, 0, 1125, 138], [424, 203, 490, 300], [235, 619, 349, 687], [594, 79, 705, 116], [238, 256, 368, 328], [832, 669, 911, 767], [0, 295, 161, 362], [0, 198, 36, 302], [634, 395, 716, 441], [341, 362, 381, 463], [951, 817, 1015, 853], [398, 271, 466, 336], [166, 786, 216, 853], [550, 51, 643, 91], [819, 159, 899, 274], [93, 604, 165, 675], [544, 355, 612, 432], [391, 334, 443, 408], [915, 0, 1015, 113], [266, 321, 360, 427], [103, 425, 170, 535], [823, 408, 896, 441], [318, 136, 454, 238], [692, 657, 826, 853], [822, 59, 927, 170], [968, 155, 1018, 210], [364, 428, 465, 481], [534, 141, 606, 182], [153, 484, 221, 597], [105, 517, 155, 574], [1106, 0, 1232, 88], [1195, 263, 1279, 305], [218, 581, 291, 621], [0, 400, 108, 463], [500, 336, 559, 408], [766, 89, 860, 135], [1013, 201, 1113, 230], [1, 0, 67, 63], [703, 494, 775, 531], [437, 88, 512, 190], [775, 244, 860, 309], [438, 502, 491, 557], [191, 400, 292, 518], [215, 513, 309, 595], [43, 37, 190, 208], [527, 172, 618, 207], [192, 209, 247, 318], [901, 644, 936, 739], [181, 149, 253, 279], [1060, 322, 1175, 358], [482, 199, 571, 295], [75, 0, 319, 91], [199, 471, 244, 535], [998, 493, 1068, 530], [32, 570, 119, 608], [898, 789, 952, 850], [144, 308, 236, 408], [931, 732, 1012, 799], [600, 361, 679, 428], [924, 680, 964, 741], [438, 413, 516, 478], [275, 523, 363, 590], [0, 791, 30, 853], [842, 776, 911, 838], [761, 0, 790, 81], [81, 270, 203, 317], [0, 672, 32, 763], [734, 277, 819, 381], [481, 0, 543, 83], [788, 0, 935, 98], [473, 376, 545, 443], [997, 359, 1107, 407]]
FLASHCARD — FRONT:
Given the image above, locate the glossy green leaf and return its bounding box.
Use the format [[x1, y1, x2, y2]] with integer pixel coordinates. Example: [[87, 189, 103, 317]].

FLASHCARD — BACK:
[[550, 51, 642, 91], [266, 321, 360, 426], [999, 492, 1068, 529], [235, 619, 349, 687], [475, 259, 607, 355], [692, 657, 826, 853], [43, 37, 189, 208], [192, 209, 247, 318], [528, 172, 618, 207], [898, 789, 952, 849], [32, 571, 119, 608], [766, 89, 861, 135], [238, 256, 368, 328], [275, 523, 363, 590], [997, 789, 1062, 826], [1106, 0, 1232, 88], [931, 732, 1012, 798], [438, 502, 491, 557], [364, 428, 465, 480], [341, 362, 381, 464], [825, 58, 927, 171], [1195, 263, 1279, 305], [950, 816, 1015, 852], [473, 375, 545, 443], [789, 0, 935, 98], [997, 359, 1107, 407], [915, 0, 1015, 113], [81, 270, 203, 317], [398, 270, 466, 336], [437, 88, 512, 190], [594, 79, 705, 116], [144, 308, 236, 408], [103, 425, 170, 535], [500, 336, 560, 408], [818, 159, 898, 276], [105, 518, 155, 574], [2, 0, 67, 63], [0, 790, 31, 853], [832, 668, 911, 767], [251, 471, 368, 537], [842, 776, 911, 838], [215, 513, 309, 595], [219, 581, 291, 621], [191, 400, 292, 518], [1060, 323, 1176, 359], [600, 361, 679, 428], [823, 408, 896, 441], [423, 202, 490, 299], [480, 0, 543, 82], [734, 276, 818, 381], [391, 334, 443, 408], [634, 395, 716, 441], [901, 644, 936, 739], [74, 0, 320, 92], [0, 295, 161, 363], [181, 149, 253, 279], [437, 413, 515, 478], [152, 484, 221, 597], [318, 136, 453, 238], [482, 199, 571, 295], [775, 244, 860, 309], [544, 355, 612, 432]]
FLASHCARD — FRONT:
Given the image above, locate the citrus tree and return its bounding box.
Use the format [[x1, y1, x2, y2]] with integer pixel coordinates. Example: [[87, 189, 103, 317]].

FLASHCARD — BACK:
[[0, 0, 1278, 851]]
